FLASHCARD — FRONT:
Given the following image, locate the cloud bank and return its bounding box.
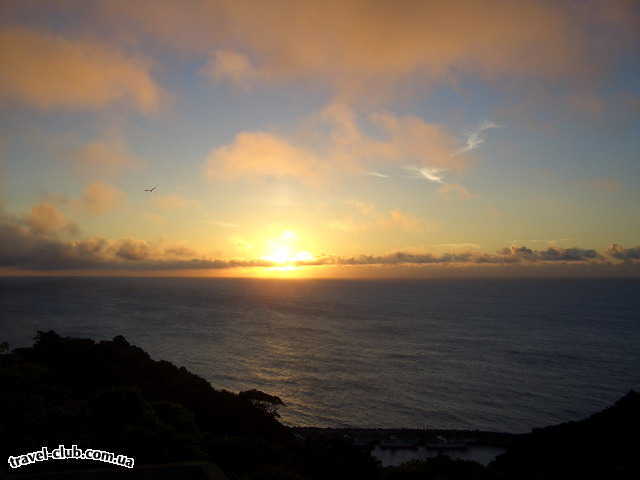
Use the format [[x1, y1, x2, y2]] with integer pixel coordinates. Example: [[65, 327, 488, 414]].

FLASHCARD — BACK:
[[2, 209, 636, 274], [607, 244, 640, 261]]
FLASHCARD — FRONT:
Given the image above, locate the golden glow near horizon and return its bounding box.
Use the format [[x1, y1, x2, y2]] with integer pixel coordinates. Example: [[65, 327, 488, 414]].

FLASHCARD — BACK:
[[262, 230, 314, 267]]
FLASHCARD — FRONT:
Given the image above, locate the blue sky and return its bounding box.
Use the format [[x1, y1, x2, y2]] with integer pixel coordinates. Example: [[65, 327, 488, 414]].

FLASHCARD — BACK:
[[1, 0, 639, 276]]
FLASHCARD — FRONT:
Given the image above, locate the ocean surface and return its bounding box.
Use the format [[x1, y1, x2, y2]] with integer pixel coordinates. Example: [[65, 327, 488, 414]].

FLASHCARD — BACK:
[[1, 276, 639, 434]]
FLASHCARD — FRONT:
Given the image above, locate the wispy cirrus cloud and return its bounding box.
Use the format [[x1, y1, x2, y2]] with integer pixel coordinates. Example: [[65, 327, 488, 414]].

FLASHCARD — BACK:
[[403, 167, 474, 199], [396, 120, 498, 194], [455, 121, 500, 155], [365, 171, 389, 178], [414, 167, 446, 184]]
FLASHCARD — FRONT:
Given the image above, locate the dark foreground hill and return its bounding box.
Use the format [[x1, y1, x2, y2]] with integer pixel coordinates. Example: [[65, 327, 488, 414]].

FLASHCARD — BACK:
[[0, 331, 377, 479], [1, 331, 638, 479], [489, 389, 640, 479]]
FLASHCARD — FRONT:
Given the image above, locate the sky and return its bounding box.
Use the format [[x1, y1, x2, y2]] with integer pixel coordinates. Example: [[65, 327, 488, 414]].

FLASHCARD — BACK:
[[0, 0, 639, 278]]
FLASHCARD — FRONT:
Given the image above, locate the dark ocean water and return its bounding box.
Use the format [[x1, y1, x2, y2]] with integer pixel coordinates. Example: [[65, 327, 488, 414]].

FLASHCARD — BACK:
[[1, 276, 639, 433]]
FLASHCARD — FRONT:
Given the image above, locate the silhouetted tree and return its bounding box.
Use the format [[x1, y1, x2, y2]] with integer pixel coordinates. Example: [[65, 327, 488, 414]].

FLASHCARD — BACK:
[[240, 389, 286, 418]]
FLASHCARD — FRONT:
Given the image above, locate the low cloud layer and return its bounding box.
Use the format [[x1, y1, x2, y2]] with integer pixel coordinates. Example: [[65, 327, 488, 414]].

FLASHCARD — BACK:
[[2, 209, 636, 274], [607, 244, 640, 261], [310, 245, 602, 267]]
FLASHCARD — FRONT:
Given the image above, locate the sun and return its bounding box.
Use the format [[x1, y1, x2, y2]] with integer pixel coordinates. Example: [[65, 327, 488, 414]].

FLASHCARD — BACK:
[[262, 230, 314, 266]]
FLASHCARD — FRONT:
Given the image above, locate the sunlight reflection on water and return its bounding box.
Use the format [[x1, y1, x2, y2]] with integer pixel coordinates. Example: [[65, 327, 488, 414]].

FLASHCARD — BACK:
[[2, 277, 639, 433]]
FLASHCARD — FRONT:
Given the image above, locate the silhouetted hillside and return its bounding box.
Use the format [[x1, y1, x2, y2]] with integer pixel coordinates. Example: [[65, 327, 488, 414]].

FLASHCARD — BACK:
[[2, 331, 638, 479], [490, 390, 640, 479], [0, 331, 378, 479]]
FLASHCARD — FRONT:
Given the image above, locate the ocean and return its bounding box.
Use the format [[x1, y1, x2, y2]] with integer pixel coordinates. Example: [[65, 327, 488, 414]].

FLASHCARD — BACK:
[[1, 276, 639, 434]]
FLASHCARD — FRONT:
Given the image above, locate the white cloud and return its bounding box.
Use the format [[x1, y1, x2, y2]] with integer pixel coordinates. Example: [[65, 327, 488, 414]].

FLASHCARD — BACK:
[[404, 166, 446, 183], [417, 167, 446, 183], [455, 120, 499, 155], [365, 171, 389, 178]]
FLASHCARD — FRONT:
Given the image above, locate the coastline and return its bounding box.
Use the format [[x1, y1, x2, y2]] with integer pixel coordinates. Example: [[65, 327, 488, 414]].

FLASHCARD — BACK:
[[292, 427, 518, 447], [292, 427, 519, 467]]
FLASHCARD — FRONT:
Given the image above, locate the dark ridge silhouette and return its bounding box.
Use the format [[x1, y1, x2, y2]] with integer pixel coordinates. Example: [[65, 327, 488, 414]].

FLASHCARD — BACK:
[[0, 331, 378, 479], [489, 389, 640, 479], [1, 331, 638, 479]]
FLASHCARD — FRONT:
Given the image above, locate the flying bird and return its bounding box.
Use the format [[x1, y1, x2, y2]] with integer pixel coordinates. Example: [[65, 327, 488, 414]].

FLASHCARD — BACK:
[[144, 186, 157, 192]]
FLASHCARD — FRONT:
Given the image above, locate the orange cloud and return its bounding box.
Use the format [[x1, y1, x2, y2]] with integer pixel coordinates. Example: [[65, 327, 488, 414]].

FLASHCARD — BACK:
[[205, 132, 322, 182], [369, 112, 463, 170], [25, 202, 77, 235], [81, 182, 125, 214], [316, 104, 465, 171], [205, 104, 464, 183], [0, 27, 163, 112], [99, 0, 637, 97]]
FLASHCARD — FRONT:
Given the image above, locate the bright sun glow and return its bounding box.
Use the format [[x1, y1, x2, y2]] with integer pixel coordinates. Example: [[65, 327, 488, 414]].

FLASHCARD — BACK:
[[262, 230, 314, 266]]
